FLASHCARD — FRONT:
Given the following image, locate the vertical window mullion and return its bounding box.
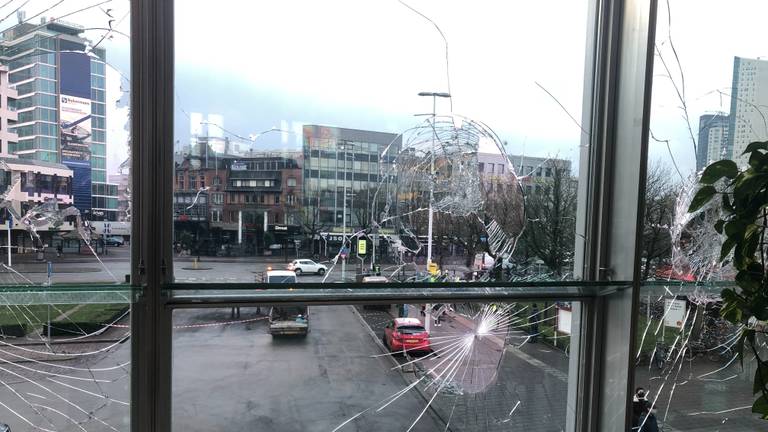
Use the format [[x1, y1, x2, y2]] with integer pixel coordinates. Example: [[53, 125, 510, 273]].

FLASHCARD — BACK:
[[131, 1, 175, 432]]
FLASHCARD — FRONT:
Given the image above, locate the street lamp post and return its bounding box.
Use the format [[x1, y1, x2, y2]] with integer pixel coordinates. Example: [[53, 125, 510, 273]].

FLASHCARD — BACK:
[[417, 91, 450, 334], [416, 92, 450, 267], [340, 141, 354, 281]]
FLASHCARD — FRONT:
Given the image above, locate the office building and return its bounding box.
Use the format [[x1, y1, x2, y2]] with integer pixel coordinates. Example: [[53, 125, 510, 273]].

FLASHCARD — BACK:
[[108, 173, 131, 222], [727, 56, 768, 166], [511, 154, 573, 195], [0, 62, 79, 252], [697, 113, 729, 171], [0, 17, 119, 220], [0, 65, 16, 157], [302, 125, 400, 236]]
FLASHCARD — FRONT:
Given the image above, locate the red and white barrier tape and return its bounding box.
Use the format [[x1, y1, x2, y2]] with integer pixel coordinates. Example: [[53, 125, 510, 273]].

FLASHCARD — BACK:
[[100, 316, 268, 330]]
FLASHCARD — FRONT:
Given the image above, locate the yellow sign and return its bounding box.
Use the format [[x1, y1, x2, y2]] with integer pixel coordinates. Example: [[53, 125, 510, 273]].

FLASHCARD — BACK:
[[428, 262, 439, 275], [358, 239, 367, 255]]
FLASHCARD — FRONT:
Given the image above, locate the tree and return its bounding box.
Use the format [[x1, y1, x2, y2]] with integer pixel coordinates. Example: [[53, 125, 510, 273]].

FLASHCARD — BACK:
[[351, 187, 383, 232], [482, 172, 526, 256], [641, 161, 677, 279], [516, 160, 577, 276], [437, 212, 486, 268], [300, 205, 328, 256]]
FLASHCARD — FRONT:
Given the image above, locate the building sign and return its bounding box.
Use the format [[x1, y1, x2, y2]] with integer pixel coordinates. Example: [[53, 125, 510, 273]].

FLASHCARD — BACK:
[[557, 308, 572, 335], [231, 162, 247, 171], [90, 221, 131, 236], [268, 224, 300, 235], [664, 299, 687, 328], [321, 233, 346, 242]]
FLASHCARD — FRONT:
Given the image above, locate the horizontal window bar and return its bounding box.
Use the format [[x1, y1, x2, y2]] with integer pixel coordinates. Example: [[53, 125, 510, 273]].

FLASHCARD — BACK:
[[165, 284, 630, 308], [0, 284, 138, 304], [167, 280, 628, 291]]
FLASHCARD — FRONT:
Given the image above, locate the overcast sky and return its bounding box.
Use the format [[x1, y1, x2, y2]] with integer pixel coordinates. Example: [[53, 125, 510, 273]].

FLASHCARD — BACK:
[[173, 0, 589, 166], [3, 0, 767, 177]]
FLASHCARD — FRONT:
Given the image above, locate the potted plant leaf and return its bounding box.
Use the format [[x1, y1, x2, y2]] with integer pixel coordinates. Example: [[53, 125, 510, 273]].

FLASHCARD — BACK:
[[689, 140, 768, 418]]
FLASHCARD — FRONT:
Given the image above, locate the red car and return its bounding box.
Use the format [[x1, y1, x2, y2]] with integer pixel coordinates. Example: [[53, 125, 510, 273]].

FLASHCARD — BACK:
[[383, 318, 431, 353]]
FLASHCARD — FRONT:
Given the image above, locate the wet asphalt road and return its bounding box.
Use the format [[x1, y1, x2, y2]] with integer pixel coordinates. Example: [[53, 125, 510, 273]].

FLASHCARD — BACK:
[[172, 305, 443, 432]]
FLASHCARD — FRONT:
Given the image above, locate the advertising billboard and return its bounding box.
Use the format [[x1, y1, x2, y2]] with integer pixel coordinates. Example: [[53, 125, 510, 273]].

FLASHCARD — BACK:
[[59, 94, 92, 162], [58, 38, 93, 213], [303, 125, 340, 149]]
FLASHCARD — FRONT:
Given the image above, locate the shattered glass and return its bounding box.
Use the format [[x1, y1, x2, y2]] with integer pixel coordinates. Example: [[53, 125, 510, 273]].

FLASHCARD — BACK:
[[0, 1, 133, 431], [173, 302, 575, 432], [374, 114, 525, 261], [639, 0, 768, 429], [169, 0, 591, 429]]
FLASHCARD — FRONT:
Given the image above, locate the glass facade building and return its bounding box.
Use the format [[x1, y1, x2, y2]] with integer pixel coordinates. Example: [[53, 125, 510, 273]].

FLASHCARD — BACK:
[[726, 56, 768, 167], [0, 19, 119, 220], [302, 125, 401, 232]]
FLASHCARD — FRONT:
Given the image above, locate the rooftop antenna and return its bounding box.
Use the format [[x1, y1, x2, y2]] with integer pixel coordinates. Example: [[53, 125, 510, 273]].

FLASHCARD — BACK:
[[16, 10, 26, 24]]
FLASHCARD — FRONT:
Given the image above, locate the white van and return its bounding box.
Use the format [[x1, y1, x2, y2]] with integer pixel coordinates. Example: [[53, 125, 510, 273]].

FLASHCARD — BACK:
[[265, 270, 297, 284]]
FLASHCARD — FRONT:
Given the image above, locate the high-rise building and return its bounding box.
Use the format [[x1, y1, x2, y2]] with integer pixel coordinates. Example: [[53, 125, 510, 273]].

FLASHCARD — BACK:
[[697, 113, 729, 171], [0, 60, 80, 253], [0, 65, 17, 157], [302, 125, 401, 237], [0, 17, 119, 220], [727, 56, 768, 166]]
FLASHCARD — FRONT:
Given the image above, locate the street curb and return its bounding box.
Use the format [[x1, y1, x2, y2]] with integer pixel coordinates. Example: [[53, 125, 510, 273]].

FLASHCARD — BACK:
[[349, 305, 394, 362], [349, 305, 452, 431]]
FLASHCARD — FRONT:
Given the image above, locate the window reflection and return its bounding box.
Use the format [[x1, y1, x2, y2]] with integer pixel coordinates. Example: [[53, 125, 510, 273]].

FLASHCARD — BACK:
[[173, 0, 588, 284]]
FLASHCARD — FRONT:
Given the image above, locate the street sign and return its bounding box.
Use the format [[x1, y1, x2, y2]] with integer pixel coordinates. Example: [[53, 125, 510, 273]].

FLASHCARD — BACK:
[[663, 299, 687, 328], [357, 239, 367, 255]]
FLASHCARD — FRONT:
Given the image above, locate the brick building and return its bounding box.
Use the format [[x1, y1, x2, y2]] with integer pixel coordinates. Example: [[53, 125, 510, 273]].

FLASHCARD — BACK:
[[173, 147, 302, 255]]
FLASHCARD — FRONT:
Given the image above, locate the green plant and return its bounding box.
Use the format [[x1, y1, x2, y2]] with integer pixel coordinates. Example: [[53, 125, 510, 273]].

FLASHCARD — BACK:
[[689, 140, 768, 419]]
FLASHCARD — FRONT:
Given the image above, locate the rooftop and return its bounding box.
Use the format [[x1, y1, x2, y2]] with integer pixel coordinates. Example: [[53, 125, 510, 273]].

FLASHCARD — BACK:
[[0, 157, 71, 171]]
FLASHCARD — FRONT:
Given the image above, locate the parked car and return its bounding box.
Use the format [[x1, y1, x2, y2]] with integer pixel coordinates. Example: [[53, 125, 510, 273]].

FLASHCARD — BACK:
[[383, 317, 431, 354], [105, 236, 125, 246], [287, 259, 327, 275]]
